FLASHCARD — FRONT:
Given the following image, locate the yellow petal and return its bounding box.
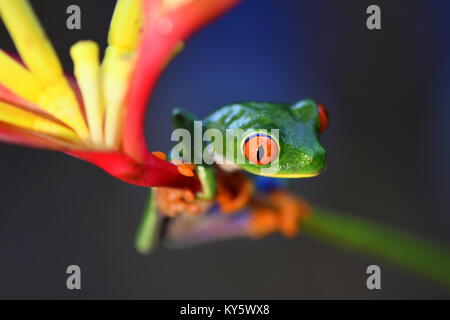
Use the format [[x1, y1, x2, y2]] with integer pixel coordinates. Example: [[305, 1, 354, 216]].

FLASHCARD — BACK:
[[101, 0, 143, 149], [0, 0, 63, 84], [102, 47, 135, 149], [38, 81, 90, 142], [0, 0, 90, 142], [108, 0, 143, 52], [0, 49, 43, 103], [0, 102, 79, 143], [71, 41, 104, 146]]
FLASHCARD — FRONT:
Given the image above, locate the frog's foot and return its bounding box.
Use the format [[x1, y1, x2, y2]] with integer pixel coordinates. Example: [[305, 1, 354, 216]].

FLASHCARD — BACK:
[[177, 163, 196, 177], [152, 151, 167, 161], [152, 153, 196, 177], [169, 159, 196, 177], [155, 187, 213, 217], [248, 191, 311, 238], [216, 170, 254, 214]]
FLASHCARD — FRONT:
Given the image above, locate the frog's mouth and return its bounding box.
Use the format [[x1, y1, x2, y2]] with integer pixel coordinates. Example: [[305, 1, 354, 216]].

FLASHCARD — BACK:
[[257, 169, 324, 179]]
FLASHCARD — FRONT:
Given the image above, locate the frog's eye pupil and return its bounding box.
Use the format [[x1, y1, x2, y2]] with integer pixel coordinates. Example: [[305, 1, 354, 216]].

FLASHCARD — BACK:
[[257, 145, 264, 162], [244, 133, 279, 165]]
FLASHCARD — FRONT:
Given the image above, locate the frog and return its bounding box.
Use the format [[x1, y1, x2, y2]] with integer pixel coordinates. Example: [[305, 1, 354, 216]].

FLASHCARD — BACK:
[[170, 98, 327, 193], [135, 99, 329, 253]]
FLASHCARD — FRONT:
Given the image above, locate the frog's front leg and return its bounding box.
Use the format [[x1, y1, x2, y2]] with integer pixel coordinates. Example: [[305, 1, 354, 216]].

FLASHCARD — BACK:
[[215, 169, 254, 213], [155, 164, 216, 217], [155, 165, 254, 217], [150, 152, 216, 216]]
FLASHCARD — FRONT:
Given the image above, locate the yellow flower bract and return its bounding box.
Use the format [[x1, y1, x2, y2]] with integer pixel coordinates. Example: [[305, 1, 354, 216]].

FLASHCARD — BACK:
[[0, 0, 143, 149]]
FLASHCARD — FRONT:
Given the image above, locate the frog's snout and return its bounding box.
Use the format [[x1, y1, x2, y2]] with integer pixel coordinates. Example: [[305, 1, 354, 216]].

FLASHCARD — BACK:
[[301, 148, 326, 175]]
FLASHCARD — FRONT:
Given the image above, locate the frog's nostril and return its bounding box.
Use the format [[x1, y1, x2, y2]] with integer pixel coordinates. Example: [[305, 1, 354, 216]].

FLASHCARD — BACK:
[[300, 152, 314, 166], [307, 151, 325, 169]]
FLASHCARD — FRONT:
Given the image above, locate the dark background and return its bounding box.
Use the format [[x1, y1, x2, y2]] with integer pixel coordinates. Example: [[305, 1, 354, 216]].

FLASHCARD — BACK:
[[0, 0, 449, 299]]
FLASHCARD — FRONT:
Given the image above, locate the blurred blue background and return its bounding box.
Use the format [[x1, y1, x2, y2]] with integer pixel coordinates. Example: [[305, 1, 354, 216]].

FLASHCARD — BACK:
[[0, 0, 449, 299]]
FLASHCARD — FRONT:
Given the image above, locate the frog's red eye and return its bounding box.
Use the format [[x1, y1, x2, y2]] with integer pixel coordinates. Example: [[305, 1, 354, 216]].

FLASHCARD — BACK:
[[243, 133, 279, 165], [317, 103, 329, 133]]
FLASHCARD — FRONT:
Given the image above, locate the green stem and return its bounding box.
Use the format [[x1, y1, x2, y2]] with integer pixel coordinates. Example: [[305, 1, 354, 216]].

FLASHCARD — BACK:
[[303, 207, 450, 288], [135, 188, 159, 254]]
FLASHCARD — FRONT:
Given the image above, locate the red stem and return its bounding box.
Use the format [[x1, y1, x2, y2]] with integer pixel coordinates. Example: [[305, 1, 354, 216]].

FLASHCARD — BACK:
[[68, 150, 201, 190], [123, 0, 242, 162]]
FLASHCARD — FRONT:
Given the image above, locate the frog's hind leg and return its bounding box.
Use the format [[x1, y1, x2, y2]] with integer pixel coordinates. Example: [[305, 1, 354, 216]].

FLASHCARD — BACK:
[[249, 190, 311, 238]]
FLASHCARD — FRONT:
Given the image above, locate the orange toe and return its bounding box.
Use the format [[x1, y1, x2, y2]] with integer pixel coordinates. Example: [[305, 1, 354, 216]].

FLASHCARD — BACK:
[[152, 151, 167, 161], [270, 191, 311, 237], [248, 191, 311, 239], [216, 171, 254, 213], [248, 208, 279, 238], [177, 163, 196, 177]]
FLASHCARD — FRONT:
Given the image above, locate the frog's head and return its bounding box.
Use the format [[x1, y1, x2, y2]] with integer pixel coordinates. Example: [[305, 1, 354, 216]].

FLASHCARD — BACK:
[[204, 99, 328, 178]]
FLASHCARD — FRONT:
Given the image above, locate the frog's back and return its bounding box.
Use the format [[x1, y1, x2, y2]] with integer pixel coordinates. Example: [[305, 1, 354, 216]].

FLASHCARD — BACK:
[[203, 102, 293, 131]]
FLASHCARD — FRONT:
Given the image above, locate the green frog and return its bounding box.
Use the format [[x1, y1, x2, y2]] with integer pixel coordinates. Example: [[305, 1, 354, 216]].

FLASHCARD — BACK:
[[136, 99, 329, 253]]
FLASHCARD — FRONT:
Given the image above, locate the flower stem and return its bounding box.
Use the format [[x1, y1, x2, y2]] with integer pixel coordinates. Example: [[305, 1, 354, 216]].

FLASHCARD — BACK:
[[303, 207, 450, 289], [135, 188, 159, 254]]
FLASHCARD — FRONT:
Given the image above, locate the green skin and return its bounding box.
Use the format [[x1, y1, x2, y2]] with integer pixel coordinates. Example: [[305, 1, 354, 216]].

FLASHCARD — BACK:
[[138, 104, 450, 291], [136, 99, 327, 253], [172, 99, 327, 199]]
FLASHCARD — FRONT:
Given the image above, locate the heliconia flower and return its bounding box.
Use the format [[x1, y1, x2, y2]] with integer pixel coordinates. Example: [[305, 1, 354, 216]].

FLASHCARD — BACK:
[[0, 0, 240, 191], [2, 2, 450, 290]]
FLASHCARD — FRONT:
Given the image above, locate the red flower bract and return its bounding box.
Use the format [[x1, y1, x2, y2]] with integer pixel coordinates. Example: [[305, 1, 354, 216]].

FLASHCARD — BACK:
[[0, 0, 241, 191], [123, 0, 242, 163]]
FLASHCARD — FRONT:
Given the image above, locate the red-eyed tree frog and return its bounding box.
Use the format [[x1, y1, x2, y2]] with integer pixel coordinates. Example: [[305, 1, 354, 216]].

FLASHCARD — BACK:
[[136, 99, 329, 253]]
